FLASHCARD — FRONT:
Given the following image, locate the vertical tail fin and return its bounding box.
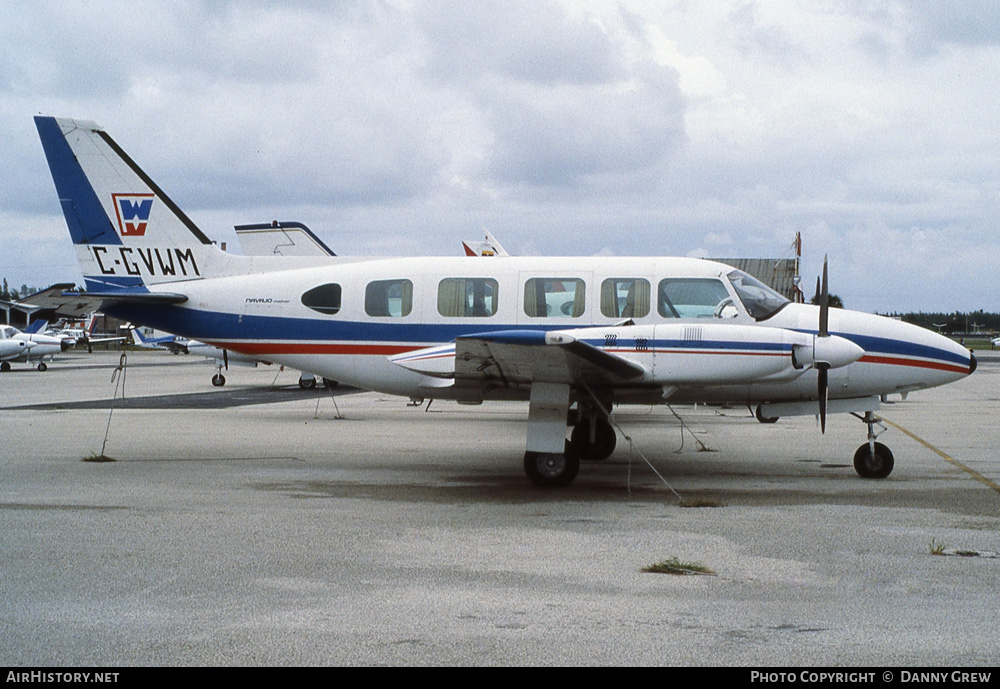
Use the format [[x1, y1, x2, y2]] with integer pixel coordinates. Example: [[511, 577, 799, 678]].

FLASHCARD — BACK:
[[34, 116, 227, 293], [23, 320, 48, 335], [129, 325, 148, 346]]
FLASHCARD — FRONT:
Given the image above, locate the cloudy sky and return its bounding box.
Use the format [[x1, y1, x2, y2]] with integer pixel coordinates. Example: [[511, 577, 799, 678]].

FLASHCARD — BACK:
[[2, 0, 998, 312]]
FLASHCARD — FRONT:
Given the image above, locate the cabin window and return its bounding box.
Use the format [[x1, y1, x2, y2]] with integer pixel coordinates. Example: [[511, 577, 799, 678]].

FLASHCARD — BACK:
[[600, 278, 650, 319], [523, 278, 586, 318], [657, 278, 731, 318], [365, 279, 413, 317], [437, 278, 499, 318], [301, 283, 342, 315]]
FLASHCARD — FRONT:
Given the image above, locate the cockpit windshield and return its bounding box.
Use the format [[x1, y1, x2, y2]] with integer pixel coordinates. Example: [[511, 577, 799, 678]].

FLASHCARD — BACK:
[[727, 270, 790, 321]]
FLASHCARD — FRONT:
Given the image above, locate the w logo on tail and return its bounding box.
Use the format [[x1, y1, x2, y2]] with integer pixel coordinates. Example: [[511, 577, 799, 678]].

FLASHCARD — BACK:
[[112, 193, 154, 236]]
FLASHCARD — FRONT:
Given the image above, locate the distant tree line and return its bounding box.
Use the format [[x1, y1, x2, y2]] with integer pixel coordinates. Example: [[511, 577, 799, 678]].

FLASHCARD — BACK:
[[883, 310, 1000, 336], [0, 278, 39, 302]]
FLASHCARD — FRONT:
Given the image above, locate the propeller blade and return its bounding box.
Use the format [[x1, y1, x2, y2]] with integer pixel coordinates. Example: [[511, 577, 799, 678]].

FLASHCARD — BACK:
[[819, 255, 829, 338], [817, 255, 830, 432], [818, 363, 829, 433]]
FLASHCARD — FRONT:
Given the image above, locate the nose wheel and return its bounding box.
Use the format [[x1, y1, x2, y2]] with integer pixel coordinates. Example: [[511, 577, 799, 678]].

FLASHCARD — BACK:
[[852, 411, 893, 478], [854, 442, 894, 479]]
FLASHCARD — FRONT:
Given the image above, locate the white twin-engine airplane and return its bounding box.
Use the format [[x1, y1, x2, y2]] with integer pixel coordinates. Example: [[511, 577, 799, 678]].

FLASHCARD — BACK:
[[34, 116, 976, 487]]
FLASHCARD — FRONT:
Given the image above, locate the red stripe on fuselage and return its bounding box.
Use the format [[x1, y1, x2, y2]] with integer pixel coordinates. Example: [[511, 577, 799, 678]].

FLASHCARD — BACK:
[[859, 354, 970, 374], [209, 342, 970, 375], [208, 342, 418, 356]]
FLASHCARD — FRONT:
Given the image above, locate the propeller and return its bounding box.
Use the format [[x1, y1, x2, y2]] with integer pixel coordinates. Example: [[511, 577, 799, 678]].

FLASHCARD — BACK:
[[817, 256, 830, 433]]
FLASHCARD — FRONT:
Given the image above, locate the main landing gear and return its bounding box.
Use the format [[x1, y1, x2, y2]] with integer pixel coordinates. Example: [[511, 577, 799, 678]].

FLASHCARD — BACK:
[[524, 442, 580, 488], [852, 411, 894, 479], [570, 405, 617, 461], [522, 383, 618, 488]]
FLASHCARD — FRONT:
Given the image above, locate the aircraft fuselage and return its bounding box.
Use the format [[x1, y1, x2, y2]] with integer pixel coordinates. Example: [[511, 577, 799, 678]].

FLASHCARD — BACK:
[[101, 254, 973, 406]]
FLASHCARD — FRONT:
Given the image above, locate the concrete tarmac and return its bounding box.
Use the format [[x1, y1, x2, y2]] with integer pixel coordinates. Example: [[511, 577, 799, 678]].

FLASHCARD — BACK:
[[1, 350, 998, 666]]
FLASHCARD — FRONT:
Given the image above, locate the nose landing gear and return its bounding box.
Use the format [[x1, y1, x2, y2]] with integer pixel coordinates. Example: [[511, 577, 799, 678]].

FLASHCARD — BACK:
[[852, 411, 893, 478]]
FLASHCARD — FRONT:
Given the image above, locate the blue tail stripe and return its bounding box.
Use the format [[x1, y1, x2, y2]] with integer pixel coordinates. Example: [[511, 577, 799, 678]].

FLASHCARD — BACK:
[[34, 117, 121, 246]]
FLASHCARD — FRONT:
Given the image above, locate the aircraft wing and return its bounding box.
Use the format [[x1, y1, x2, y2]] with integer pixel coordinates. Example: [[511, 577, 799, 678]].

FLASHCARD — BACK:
[[3, 284, 117, 319], [391, 329, 646, 388]]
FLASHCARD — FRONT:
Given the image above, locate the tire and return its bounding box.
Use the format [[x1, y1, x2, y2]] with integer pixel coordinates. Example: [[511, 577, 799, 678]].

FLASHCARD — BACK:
[[212, 373, 226, 387], [853, 442, 894, 479], [37, 362, 48, 372], [1, 361, 10, 372], [570, 417, 617, 461], [524, 444, 580, 488], [755, 405, 778, 424], [299, 377, 317, 390]]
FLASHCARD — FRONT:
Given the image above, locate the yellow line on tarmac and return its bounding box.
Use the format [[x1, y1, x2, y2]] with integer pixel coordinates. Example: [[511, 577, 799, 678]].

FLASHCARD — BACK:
[[880, 416, 1000, 494]]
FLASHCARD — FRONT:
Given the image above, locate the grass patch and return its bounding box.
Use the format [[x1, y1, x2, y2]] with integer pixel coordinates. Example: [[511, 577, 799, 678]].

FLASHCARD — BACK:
[[642, 557, 715, 576], [929, 538, 946, 556], [82, 453, 116, 463]]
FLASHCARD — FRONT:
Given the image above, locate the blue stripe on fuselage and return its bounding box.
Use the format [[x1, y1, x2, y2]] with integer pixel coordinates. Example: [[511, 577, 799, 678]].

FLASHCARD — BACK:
[[106, 304, 965, 369], [579, 337, 789, 353], [797, 329, 969, 368], [106, 304, 558, 344], [108, 304, 788, 353]]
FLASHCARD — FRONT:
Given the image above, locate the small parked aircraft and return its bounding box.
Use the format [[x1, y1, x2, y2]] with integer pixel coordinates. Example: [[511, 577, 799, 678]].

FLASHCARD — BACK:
[[0, 322, 70, 371], [0, 336, 35, 363], [130, 326, 263, 386], [33, 116, 976, 486]]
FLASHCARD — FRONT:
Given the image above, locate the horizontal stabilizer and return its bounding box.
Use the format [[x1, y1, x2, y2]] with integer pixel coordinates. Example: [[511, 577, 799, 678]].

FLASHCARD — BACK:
[[64, 290, 188, 306]]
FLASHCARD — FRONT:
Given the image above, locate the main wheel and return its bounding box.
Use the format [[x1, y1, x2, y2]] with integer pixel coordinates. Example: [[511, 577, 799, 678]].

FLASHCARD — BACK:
[[212, 373, 226, 387], [755, 405, 778, 424], [1, 361, 10, 372], [524, 445, 580, 488], [37, 362, 47, 372], [853, 442, 894, 479], [570, 417, 617, 461], [299, 376, 317, 390]]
